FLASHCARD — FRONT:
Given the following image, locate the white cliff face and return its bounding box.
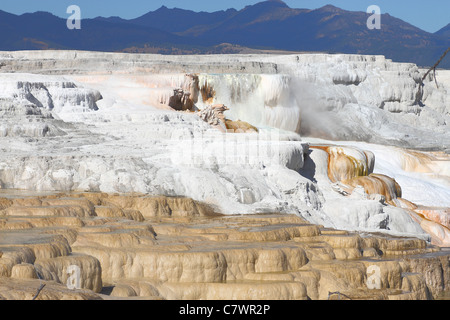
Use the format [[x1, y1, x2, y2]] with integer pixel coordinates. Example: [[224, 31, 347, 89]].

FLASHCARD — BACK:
[[0, 50, 449, 245], [0, 73, 102, 113]]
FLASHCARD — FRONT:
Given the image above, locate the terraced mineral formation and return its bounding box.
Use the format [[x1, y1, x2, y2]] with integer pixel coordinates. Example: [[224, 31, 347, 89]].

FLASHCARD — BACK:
[[0, 51, 449, 300], [0, 192, 448, 300], [305, 143, 450, 247]]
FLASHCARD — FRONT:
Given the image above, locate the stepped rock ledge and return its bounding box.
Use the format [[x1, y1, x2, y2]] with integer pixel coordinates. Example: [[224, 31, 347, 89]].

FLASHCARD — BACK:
[[0, 50, 449, 300]]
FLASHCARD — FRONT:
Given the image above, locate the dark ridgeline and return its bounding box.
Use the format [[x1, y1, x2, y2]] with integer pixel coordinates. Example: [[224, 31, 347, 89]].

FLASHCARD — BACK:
[[0, 0, 449, 68], [436, 23, 450, 38]]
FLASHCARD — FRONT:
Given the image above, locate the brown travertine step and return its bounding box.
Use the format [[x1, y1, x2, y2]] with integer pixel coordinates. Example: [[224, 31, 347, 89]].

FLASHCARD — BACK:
[[0, 192, 448, 300]]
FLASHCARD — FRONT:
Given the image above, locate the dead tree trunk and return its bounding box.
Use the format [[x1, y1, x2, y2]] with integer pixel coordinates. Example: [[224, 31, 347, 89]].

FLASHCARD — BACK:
[[415, 47, 450, 104], [421, 47, 450, 83]]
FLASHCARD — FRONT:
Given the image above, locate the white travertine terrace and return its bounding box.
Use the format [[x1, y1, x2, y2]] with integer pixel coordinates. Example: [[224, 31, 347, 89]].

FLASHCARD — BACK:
[[0, 50, 449, 247]]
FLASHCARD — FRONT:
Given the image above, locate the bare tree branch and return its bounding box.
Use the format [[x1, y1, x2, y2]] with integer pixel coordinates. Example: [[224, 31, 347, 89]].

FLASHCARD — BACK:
[[415, 47, 450, 104]]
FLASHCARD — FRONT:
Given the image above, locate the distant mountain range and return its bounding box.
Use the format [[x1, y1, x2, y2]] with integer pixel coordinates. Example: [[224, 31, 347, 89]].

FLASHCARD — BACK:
[[1, 0, 449, 68], [436, 23, 450, 38]]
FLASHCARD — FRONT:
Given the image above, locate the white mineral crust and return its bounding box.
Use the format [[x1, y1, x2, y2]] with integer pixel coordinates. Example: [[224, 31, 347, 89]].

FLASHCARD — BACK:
[[0, 50, 449, 242]]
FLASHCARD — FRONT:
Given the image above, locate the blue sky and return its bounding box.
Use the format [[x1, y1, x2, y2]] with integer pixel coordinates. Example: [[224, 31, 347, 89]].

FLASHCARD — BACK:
[[1, 0, 449, 33]]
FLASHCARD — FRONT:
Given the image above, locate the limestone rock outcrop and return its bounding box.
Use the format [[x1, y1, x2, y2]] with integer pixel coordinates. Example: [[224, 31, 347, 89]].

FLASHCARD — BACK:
[[168, 88, 196, 112], [198, 104, 229, 132]]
